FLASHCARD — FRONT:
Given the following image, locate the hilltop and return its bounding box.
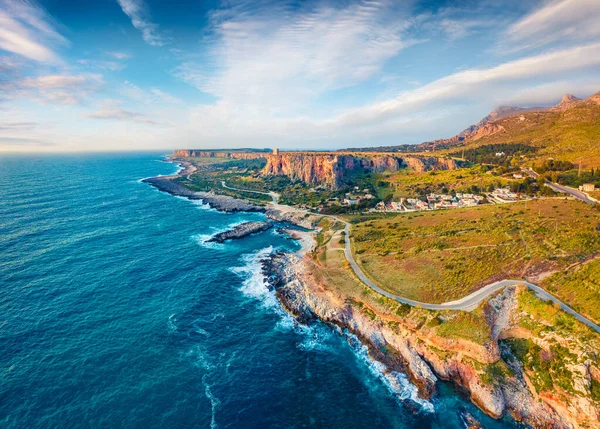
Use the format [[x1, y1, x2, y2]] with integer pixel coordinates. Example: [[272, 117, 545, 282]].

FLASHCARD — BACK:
[[347, 90, 600, 167]]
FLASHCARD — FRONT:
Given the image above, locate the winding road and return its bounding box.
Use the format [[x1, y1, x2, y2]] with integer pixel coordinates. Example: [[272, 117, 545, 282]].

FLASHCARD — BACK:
[[522, 168, 596, 205], [221, 181, 600, 333]]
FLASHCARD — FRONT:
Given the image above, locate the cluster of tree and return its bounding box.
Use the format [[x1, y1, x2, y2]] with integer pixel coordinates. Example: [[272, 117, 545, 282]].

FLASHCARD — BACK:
[[450, 143, 536, 166], [507, 177, 556, 196], [535, 160, 574, 173], [555, 169, 600, 188]]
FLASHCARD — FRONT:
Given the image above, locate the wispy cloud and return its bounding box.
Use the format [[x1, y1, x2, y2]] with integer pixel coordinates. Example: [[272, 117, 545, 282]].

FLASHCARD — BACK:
[[174, 0, 417, 113], [120, 81, 182, 104], [0, 0, 67, 62], [328, 42, 600, 128], [505, 0, 600, 52], [175, 41, 600, 147], [85, 100, 160, 124], [116, 0, 167, 46], [0, 121, 38, 130], [1, 73, 104, 105], [0, 136, 54, 146]]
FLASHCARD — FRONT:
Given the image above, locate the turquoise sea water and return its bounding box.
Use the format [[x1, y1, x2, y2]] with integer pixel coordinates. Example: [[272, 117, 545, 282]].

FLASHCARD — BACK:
[[0, 153, 522, 428]]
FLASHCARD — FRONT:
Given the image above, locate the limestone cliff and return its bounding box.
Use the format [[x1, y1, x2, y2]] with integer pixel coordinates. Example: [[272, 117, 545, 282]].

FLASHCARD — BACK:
[[264, 253, 600, 429], [262, 153, 464, 189], [172, 150, 268, 160]]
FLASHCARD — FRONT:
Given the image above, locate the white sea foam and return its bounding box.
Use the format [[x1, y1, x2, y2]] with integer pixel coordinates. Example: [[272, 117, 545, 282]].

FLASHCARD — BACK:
[[230, 247, 432, 413], [190, 199, 214, 211], [191, 221, 250, 249], [230, 246, 278, 309], [345, 332, 434, 413], [203, 374, 220, 429]]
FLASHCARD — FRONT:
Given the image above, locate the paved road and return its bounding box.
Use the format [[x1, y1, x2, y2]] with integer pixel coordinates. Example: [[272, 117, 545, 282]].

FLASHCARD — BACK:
[[522, 168, 596, 204], [221, 181, 600, 333]]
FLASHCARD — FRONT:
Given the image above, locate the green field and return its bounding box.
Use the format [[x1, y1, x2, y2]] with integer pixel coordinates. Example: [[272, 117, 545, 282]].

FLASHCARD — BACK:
[[541, 259, 600, 325], [350, 198, 600, 303]]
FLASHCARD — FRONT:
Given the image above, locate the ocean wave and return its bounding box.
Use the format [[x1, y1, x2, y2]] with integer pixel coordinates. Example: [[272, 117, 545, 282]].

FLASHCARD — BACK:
[[230, 246, 279, 309], [345, 332, 434, 413], [191, 234, 224, 249], [230, 247, 433, 414]]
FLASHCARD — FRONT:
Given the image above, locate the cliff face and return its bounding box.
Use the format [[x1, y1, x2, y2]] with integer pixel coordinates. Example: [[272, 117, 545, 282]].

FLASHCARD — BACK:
[[265, 253, 599, 429], [172, 150, 267, 160], [262, 154, 463, 188], [468, 123, 506, 140]]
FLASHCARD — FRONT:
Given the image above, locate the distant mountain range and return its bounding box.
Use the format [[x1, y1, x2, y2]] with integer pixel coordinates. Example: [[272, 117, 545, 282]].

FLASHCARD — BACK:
[[346, 90, 600, 160]]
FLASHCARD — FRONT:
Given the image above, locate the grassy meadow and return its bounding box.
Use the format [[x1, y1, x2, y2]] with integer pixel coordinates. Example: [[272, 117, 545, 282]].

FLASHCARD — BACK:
[[350, 198, 600, 303]]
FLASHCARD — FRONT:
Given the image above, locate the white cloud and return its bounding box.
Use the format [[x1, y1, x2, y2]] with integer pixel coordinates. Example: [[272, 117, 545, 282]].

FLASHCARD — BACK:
[[85, 99, 160, 125], [2, 73, 104, 105], [0, 121, 38, 130], [116, 0, 167, 46], [173, 42, 600, 148], [506, 0, 600, 51], [174, 0, 417, 114], [328, 42, 600, 128], [0, 0, 67, 62], [120, 81, 182, 104]]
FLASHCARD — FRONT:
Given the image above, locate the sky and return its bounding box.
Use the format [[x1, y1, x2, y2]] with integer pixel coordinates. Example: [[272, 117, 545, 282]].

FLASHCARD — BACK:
[[1, 0, 600, 152]]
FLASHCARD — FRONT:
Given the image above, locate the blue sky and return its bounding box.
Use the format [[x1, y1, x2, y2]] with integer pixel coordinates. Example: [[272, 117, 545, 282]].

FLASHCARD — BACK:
[[1, 0, 600, 152]]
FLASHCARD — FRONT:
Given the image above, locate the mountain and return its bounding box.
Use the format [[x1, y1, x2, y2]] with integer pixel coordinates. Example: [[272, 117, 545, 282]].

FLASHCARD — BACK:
[[448, 90, 600, 167], [346, 90, 600, 167], [550, 94, 582, 112]]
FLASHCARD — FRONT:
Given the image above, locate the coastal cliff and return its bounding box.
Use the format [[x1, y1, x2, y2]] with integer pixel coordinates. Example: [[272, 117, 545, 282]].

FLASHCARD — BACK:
[[172, 150, 268, 160], [262, 153, 464, 189], [263, 253, 600, 429]]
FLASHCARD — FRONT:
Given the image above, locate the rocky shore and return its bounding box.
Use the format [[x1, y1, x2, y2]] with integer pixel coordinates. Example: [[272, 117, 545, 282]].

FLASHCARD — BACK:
[[207, 221, 273, 243], [143, 177, 265, 213], [261, 252, 598, 429]]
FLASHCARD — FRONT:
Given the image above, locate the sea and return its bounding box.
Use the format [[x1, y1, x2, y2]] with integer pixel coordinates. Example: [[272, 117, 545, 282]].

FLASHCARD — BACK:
[[0, 153, 523, 428]]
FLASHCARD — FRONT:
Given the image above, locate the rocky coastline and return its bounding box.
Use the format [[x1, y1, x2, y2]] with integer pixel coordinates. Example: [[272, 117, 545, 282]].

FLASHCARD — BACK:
[[207, 221, 273, 243], [143, 176, 266, 213], [145, 162, 598, 429], [260, 252, 597, 429]]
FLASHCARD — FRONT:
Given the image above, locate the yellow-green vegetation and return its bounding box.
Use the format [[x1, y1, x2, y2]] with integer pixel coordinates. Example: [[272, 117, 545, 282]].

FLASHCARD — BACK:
[[434, 309, 492, 345], [503, 287, 600, 400], [517, 287, 598, 340], [541, 259, 600, 325], [308, 220, 495, 346], [351, 198, 600, 303], [444, 104, 600, 168], [380, 166, 516, 198]]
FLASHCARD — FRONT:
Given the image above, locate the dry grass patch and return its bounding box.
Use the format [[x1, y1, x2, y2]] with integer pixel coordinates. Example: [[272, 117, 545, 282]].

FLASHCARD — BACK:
[[351, 198, 600, 303]]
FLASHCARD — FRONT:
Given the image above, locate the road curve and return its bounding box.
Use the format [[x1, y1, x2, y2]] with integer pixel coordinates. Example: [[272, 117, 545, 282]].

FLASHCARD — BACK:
[[522, 168, 596, 205], [221, 181, 600, 333]]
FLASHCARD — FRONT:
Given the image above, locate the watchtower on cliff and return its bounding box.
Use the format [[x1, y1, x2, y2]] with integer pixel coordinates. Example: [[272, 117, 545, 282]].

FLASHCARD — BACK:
[[272, 148, 279, 155]]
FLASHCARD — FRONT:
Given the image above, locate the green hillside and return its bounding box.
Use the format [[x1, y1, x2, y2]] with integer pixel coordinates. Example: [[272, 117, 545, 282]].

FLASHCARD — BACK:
[[452, 103, 600, 168]]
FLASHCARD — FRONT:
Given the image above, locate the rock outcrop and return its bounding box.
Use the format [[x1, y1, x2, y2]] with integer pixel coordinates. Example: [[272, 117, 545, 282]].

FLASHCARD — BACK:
[[262, 153, 464, 189], [207, 221, 272, 243], [263, 252, 599, 429], [551, 94, 583, 112], [468, 123, 506, 140], [143, 177, 265, 212], [266, 208, 322, 229]]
